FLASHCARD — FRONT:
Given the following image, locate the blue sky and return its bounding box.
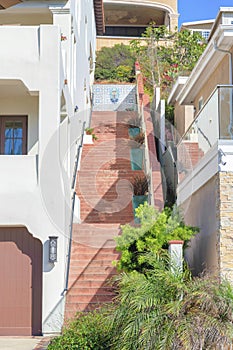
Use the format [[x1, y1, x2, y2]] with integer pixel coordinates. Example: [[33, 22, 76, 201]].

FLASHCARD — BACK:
[[178, 0, 233, 26]]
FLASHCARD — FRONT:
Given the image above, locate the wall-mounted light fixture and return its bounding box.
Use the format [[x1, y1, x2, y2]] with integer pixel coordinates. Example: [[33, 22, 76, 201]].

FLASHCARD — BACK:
[[49, 236, 58, 262]]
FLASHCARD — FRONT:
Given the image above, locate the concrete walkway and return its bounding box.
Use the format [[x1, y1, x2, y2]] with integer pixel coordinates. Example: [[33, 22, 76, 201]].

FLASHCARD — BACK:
[[0, 337, 52, 350]]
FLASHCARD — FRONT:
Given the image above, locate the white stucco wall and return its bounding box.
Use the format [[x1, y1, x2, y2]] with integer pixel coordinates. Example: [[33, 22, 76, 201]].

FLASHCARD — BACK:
[[0, 0, 97, 334], [178, 141, 233, 277], [181, 176, 219, 276]]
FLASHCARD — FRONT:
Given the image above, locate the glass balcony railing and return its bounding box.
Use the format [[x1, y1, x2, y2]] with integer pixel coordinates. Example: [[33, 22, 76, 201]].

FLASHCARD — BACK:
[[177, 85, 233, 180]]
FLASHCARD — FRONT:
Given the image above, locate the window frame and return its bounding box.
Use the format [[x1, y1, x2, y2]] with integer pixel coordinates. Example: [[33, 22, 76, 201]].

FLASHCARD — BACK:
[[0, 116, 28, 155]]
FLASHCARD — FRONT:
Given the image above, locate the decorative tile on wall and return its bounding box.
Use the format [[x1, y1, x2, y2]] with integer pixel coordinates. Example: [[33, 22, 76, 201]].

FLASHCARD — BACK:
[[93, 84, 136, 111]]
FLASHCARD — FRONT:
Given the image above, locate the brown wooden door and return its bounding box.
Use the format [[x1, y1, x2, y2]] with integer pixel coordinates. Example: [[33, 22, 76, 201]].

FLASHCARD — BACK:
[[0, 227, 42, 335]]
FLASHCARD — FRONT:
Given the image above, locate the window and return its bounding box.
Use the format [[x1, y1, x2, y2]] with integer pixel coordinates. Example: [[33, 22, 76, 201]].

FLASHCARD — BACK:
[[0, 116, 27, 155], [193, 30, 210, 41], [104, 26, 147, 37], [201, 31, 210, 40]]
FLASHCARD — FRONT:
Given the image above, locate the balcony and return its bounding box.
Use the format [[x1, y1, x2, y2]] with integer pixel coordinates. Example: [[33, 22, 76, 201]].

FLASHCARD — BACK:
[[0, 155, 37, 192], [177, 85, 233, 181]]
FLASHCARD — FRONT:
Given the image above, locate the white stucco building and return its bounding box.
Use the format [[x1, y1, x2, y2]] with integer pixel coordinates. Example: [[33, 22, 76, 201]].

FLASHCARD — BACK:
[[0, 0, 104, 336]]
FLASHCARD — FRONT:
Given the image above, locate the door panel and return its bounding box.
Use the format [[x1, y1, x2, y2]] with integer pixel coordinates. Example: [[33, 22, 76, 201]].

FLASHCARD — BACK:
[[0, 227, 42, 335]]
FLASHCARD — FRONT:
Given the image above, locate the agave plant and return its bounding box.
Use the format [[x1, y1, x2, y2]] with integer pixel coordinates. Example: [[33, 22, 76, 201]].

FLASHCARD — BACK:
[[127, 115, 141, 128], [132, 175, 148, 195]]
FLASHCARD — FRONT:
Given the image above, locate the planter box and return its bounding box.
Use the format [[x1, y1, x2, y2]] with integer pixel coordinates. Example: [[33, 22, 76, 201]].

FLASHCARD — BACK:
[[128, 127, 140, 138], [132, 195, 148, 223], [130, 147, 143, 170], [83, 134, 93, 144]]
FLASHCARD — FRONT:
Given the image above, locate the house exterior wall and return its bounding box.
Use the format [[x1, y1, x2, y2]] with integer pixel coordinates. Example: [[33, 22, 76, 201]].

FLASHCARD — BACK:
[[180, 169, 233, 282], [181, 175, 219, 276], [192, 55, 229, 115], [0, 0, 97, 334], [174, 103, 194, 137], [96, 36, 146, 50]]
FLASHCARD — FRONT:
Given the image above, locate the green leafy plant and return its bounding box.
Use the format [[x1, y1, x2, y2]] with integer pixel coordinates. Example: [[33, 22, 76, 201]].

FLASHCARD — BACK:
[[115, 203, 198, 273], [94, 44, 136, 83], [85, 127, 98, 141], [48, 309, 112, 350], [132, 175, 148, 195], [130, 25, 206, 99]]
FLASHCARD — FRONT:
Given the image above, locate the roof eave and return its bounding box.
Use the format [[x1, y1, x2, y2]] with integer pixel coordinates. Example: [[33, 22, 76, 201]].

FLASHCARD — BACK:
[[167, 76, 189, 104], [0, 0, 22, 9], [94, 0, 105, 35]]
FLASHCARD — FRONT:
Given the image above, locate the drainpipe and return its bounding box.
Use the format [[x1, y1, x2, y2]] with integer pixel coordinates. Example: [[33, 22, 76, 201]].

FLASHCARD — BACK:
[[214, 40, 233, 138]]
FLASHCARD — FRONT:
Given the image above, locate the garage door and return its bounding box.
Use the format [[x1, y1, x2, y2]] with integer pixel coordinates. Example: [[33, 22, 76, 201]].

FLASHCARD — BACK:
[[0, 227, 42, 335]]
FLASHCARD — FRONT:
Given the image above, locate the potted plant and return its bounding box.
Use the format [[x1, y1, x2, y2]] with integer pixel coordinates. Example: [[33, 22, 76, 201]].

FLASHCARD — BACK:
[[128, 116, 141, 138], [84, 127, 98, 144], [131, 175, 148, 223]]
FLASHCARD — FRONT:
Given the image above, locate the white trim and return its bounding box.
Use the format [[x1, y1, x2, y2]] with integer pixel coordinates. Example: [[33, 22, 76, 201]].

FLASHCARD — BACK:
[[103, 0, 176, 15], [181, 19, 215, 26], [209, 7, 233, 39], [49, 7, 70, 14], [167, 76, 188, 104]]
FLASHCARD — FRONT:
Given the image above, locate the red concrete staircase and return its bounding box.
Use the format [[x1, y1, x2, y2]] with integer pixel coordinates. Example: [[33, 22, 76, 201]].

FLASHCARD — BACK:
[[65, 111, 145, 318]]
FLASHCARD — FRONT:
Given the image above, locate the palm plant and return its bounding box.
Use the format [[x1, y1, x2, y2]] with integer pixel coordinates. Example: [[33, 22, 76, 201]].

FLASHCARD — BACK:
[[109, 255, 233, 350]]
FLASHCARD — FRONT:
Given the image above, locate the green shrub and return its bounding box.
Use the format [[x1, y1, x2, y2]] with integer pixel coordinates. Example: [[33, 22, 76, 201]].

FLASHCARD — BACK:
[[115, 65, 135, 82], [48, 309, 112, 350], [95, 44, 136, 83], [115, 203, 198, 273]]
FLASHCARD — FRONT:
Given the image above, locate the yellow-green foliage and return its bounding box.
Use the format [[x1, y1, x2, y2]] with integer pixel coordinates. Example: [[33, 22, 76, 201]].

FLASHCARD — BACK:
[[115, 203, 198, 272]]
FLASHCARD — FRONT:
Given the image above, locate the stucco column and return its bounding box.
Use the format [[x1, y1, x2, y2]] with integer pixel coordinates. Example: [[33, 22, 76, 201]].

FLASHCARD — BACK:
[[168, 13, 179, 32], [169, 240, 184, 273]]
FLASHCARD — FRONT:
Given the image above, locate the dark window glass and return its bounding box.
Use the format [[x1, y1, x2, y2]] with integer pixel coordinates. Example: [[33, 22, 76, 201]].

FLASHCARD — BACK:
[[104, 26, 147, 37], [0, 117, 27, 155]]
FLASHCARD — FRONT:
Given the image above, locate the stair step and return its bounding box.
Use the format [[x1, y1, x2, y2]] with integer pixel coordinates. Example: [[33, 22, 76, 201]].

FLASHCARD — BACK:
[[65, 110, 139, 318], [69, 265, 116, 274], [65, 301, 113, 312], [68, 273, 116, 285], [68, 280, 113, 288], [70, 252, 120, 260], [70, 259, 117, 267], [66, 294, 115, 304]]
